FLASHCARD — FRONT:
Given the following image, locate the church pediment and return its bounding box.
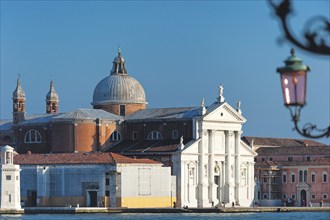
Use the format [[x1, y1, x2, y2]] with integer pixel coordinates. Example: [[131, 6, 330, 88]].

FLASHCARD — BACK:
[[203, 102, 246, 123]]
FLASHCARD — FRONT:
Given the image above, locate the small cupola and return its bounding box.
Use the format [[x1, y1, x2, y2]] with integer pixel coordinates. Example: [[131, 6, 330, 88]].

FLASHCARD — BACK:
[[111, 48, 128, 75], [1, 145, 14, 165]]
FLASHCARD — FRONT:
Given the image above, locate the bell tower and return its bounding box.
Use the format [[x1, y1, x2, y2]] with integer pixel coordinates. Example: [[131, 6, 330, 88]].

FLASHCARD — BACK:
[[46, 81, 59, 114], [12, 77, 26, 124], [0, 145, 21, 210]]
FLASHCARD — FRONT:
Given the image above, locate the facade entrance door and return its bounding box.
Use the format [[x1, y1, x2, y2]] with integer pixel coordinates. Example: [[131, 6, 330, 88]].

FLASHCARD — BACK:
[[88, 191, 98, 207], [27, 190, 37, 207], [300, 190, 307, 206]]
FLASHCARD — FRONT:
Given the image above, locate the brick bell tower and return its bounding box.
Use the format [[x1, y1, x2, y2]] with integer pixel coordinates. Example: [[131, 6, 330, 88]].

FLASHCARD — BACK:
[[46, 80, 59, 114], [12, 77, 26, 124]]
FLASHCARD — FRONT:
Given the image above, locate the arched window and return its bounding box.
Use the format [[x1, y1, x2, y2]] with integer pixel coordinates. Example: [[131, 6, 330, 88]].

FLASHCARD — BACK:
[[322, 171, 328, 183], [110, 131, 121, 141], [304, 170, 307, 182], [24, 129, 42, 143], [147, 131, 162, 140], [299, 170, 303, 182], [311, 172, 316, 183], [282, 171, 287, 183]]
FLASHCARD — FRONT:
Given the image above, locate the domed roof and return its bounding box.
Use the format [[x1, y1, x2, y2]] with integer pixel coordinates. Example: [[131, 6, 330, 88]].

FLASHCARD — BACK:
[[46, 81, 59, 101], [92, 49, 147, 106]]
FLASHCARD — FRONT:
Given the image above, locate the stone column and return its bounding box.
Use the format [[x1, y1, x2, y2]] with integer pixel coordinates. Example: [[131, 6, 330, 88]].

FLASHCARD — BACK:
[[221, 161, 225, 204], [249, 161, 254, 201], [172, 154, 184, 208], [208, 130, 218, 205], [198, 129, 209, 207], [224, 130, 234, 203], [234, 131, 242, 205]]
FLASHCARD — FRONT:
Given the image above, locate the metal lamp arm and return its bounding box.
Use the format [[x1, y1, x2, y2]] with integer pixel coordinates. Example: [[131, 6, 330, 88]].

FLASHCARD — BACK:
[[288, 106, 330, 139]]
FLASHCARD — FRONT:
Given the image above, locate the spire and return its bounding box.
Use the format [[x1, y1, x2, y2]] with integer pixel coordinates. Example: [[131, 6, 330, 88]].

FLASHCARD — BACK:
[[111, 47, 127, 75], [217, 84, 225, 103], [46, 80, 59, 114], [46, 81, 59, 101], [12, 76, 26, 124], [12, 77, 26, 100]]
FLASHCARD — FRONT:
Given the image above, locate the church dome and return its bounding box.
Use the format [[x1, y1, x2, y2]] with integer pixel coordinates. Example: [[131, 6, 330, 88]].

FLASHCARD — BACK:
[[92, 49, 147, 106]]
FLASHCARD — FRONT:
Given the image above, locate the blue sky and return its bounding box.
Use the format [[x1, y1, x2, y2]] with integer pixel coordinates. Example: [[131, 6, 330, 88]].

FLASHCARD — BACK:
[[1, 1, 329, 144]]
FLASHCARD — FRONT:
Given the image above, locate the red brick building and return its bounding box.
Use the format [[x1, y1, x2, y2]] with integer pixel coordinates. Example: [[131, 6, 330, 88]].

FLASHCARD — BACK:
[[243, 137, 330, 207]]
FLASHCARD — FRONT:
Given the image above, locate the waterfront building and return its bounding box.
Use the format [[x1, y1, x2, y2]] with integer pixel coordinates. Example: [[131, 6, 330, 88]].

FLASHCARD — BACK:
[[14, 151, 175, 208], [0, 145, 21, 210], [0, 49, 256, 208], [243, 137, 330, 207]]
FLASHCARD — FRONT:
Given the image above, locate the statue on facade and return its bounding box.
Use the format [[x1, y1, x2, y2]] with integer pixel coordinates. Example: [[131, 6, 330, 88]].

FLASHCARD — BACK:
[[218, 84, 225, 103], [237, 101, 242, 114]]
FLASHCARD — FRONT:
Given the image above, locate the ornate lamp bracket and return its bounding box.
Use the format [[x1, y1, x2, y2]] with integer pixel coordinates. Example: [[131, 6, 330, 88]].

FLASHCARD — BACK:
[[288, 106, 330, 139], [269, 0, 330, 56]]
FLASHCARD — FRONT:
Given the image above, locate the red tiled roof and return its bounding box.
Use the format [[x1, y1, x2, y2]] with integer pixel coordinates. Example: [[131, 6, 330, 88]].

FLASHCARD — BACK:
[[107, 139, 183, 154], [14, 152, 160, 165], [242, 136, 327, 147], [256, 145, 330, 155], [256, 157, 330, 167], [278, 157, 330, 166]]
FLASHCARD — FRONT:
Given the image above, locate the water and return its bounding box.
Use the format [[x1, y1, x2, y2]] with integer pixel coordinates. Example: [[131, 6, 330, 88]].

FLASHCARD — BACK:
[[0, 212, 329, 220]]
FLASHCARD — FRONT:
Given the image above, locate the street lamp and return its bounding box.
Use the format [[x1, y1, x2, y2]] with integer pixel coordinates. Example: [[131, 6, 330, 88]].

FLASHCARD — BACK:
[[276, 48, 330, 139]]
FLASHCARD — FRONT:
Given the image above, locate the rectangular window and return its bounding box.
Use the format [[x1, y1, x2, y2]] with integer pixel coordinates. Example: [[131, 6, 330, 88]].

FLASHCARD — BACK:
[[133, 131, 138, 140], [262, 158, 265, 161], [263, 194, 268, 199], [312, 174, 316, 183], [172, 130, 178, 139], [263, 177, 267, 183], [8, 194, 11, 203], [105, 178, 109, 186], [291, 174, 295, 183], [119, 105, 125, 116], [288, 157, 293, 161], [306, 156, 311, 161], [6, 175, 11, 180], [311, 194, 316, 199], [269, 157, 273, 161], [282, 194, 287, 199], [323, 194, 328, 199], [283, 174, 287, 183], [257, 191, 261, 200], [105, 190, 110, 196], [291, 194, 296, 199]]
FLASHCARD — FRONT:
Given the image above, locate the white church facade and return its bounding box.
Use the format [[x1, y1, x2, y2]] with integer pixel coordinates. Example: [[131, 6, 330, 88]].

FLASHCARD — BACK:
[[172, 98, 256, 208]]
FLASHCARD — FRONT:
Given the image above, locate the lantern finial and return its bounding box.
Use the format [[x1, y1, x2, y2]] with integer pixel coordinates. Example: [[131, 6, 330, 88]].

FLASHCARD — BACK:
[[290, 48, 295, 56]]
